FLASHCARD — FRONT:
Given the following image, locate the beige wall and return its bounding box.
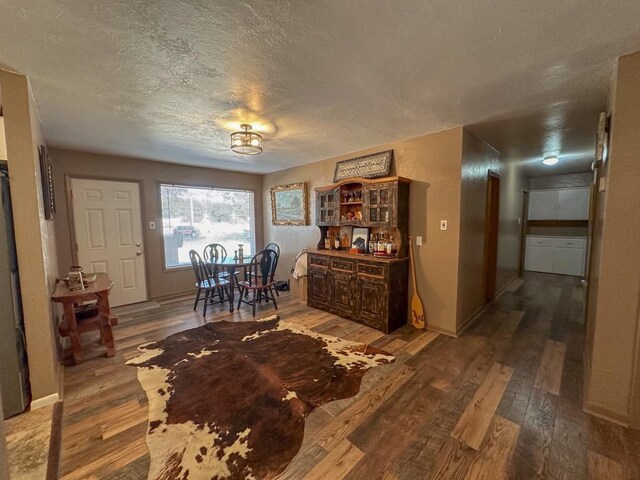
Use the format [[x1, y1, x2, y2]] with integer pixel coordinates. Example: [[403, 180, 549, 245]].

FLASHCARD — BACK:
[[456, 130, 525, 329], [585, 51, 640, 426], [0, 69, 60, 402], [0, 385, 9, 480], [456, 130, 501, 328], [50, 148, 264, 299], [497, 158, 526, 290], [263, 128, 464, 335], [528, 171, 592, 190]]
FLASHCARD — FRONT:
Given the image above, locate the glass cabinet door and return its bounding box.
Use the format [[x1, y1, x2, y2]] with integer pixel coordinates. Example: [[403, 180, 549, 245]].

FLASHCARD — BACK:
[[317, 189, 338, 225], [365, 183, 395, 227]]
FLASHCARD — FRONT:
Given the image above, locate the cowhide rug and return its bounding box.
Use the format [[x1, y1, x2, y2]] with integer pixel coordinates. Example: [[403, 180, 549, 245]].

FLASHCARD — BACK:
[[127, 314, 394, 480]]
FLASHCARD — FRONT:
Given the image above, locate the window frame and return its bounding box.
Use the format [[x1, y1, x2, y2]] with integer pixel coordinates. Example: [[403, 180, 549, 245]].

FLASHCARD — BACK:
[[158, 182, 256, 271]]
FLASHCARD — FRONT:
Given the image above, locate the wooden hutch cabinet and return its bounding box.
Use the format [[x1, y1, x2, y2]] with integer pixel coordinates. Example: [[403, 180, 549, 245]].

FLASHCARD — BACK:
[[308, 176, 410, 333]]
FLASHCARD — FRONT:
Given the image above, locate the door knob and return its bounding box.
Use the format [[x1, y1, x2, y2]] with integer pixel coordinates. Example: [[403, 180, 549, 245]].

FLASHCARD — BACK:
[[136, 251, 142, 256], [136, 242, 141, 247]]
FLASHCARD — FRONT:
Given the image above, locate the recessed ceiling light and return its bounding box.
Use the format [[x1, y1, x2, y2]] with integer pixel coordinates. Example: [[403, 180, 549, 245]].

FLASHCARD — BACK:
[[543, 156, 559, 165]]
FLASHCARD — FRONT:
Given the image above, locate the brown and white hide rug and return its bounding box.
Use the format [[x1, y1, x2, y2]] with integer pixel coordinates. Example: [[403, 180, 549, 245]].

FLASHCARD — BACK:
[[126, 314, 394, 480]]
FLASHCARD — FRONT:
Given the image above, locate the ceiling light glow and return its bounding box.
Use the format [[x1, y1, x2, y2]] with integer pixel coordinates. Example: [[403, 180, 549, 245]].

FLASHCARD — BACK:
[[543, 156, 559, 165]]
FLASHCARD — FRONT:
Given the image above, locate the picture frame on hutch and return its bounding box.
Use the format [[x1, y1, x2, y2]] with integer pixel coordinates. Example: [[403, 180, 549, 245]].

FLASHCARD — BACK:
[[351, 227, 370, 252], [270, 182, 309, 226]]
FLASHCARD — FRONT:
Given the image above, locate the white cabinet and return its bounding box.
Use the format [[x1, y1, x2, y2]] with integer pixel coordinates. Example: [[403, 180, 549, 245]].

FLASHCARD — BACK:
[[557, 188, 590, 220], [525, 245, 554, 272], [524, 236, 586, 277], [553, 247, 586, 276], [528, 187, 590, 220], [528, 191, 558, 220]]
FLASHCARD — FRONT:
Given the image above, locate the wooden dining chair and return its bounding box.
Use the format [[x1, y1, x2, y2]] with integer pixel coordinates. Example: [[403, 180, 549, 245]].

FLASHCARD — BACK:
[[189, 250, 231, 316], [248, 243, 281, 297], [237, 249, 278, 316], [203, 243, 230, 279], [264, 243, 281, 296]]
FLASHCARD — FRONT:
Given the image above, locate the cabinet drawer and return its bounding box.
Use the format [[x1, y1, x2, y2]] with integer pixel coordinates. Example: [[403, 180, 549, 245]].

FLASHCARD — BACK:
[[527, 236, 558, 247], [331, 259, 355, 273], [309, 255, 329, 268], [357, 262, 386, 278], [555, 238, 586, 249]]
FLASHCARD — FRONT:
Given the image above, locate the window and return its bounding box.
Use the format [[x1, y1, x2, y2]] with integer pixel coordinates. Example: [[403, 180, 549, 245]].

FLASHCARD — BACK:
[[160, 184, 255, 269]]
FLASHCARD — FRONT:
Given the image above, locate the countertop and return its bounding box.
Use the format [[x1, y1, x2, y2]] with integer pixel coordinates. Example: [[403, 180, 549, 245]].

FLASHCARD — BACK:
[[308, 249, 409, 263]]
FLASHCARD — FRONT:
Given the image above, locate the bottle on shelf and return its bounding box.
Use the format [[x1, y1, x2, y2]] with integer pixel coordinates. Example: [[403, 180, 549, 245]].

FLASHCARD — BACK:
[[324, 235, 331, 250], [390, 235, 397, 255], [386, 235, 393, 255], [334, 232, 341, 250], [377, 234, 385, 254], [368, 234, 374, 254]]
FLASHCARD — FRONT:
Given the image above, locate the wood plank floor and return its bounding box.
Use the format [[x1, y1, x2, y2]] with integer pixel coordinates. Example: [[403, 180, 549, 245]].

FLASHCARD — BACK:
[[59, 273, 640, 479]]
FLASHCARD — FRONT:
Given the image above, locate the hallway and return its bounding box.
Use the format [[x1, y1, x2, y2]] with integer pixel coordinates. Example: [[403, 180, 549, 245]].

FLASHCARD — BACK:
[[58, 272, 640, 479]]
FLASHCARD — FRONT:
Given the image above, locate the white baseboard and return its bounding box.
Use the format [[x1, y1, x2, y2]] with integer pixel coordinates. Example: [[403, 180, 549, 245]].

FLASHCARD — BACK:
[[584, 401, 629, 428], [30, 393, 60, 410]]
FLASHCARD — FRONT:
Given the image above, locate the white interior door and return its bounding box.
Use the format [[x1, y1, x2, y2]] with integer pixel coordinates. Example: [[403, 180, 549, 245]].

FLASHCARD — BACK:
[[71, 178, 147, 307]]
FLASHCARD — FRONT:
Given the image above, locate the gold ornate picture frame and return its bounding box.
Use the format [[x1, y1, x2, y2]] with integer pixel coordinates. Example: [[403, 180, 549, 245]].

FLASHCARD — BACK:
[[270, 182, 308, 226]]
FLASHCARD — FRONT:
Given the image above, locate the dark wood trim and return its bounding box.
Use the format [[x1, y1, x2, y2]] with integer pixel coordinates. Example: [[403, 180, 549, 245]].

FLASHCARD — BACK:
[[314, 175, 410, 193], [519, 190, 529, 275], [526, 220, 589, 228], [46, 401, 64, 480]]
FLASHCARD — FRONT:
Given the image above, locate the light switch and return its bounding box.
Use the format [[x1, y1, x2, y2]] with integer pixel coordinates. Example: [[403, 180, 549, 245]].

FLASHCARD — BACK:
[[440, 220, 448, 231], [149, 221, 156, 229], [416, 236, 423, 246]]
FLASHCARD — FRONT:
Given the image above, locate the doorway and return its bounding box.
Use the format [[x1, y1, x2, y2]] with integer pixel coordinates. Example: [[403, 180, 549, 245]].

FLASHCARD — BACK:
[[484, 171, 500, 302], [70, 178, 148, 307]]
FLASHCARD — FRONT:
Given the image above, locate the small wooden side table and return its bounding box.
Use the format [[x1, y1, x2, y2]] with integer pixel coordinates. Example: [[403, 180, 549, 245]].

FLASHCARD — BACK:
[[52, 272, 118, 364]]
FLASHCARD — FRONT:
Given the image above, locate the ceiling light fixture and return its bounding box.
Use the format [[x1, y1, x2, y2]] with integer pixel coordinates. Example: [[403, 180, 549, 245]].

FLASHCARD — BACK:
[[230, 124, 262, 155], [543, 156, 559, 165]]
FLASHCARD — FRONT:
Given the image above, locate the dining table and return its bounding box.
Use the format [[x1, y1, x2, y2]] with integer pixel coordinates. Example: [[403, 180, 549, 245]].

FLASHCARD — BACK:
[[207, 256, 253, 312]]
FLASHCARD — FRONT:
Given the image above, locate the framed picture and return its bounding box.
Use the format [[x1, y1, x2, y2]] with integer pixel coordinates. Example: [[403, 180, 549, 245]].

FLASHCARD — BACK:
[[270, 182, 308, 226], [351, 226, 370, 252], [38, 145, 56, 220], [333, 150, 393, 182]]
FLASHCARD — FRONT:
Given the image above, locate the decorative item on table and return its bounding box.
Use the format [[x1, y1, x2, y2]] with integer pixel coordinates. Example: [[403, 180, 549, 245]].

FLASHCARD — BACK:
[[67, 265, 85, 291], [333, 150, 393, 182], [238, 244, 244, 263], [351, 227, 370, 254], [234, 250, 238, 261], [270, 182, 309, 226]]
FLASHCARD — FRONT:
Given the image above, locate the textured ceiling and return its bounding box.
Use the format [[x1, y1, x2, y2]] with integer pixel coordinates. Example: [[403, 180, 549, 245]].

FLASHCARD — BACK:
[[0, 1, 639, 174]]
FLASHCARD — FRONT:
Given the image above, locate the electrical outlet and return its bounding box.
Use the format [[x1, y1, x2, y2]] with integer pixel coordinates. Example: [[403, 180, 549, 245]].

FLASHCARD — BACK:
[[149, 221, 156, 229], [440, 220, 448, 231], [416, 236, 423, 246]]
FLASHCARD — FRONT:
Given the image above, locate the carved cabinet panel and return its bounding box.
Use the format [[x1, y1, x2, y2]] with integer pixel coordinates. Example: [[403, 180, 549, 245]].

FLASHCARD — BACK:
[[356, 277, 388, 330], [308, 267, 330, 304], [331, 272, 356, 317], [307, 252, 408, 333]]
